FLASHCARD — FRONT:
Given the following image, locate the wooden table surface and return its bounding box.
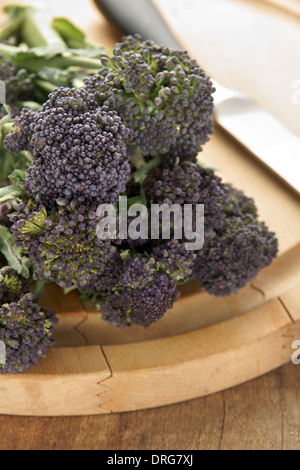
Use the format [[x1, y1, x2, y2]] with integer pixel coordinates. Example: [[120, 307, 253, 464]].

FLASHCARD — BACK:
[[0, 362, 299, 450], [0, 0, 300, 450]]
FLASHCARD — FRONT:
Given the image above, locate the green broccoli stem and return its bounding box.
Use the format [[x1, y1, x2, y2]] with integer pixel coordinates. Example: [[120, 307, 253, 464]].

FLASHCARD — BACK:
[[16, 56, 102, 73], [21, 7, 66, 47], [63, 285, 79, 295], [0, 42, 102, 71], [35, 79, 58, 94], [0, 42, 101, 74], [34, 278, 48, 302], [16, 101, 42, 111], [0, 42, 20, 59], [133, 155, 163, 184], [2, 122, 13, 137], [0, 107, 13, 138], [130, 148, 146, 170], [71, 76, 86, 88], [0, 10, 26, 40], [20, 151, 33, 163]]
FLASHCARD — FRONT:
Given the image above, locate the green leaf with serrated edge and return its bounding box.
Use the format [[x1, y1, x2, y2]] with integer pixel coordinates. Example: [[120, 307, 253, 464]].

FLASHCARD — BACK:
[[0, 224, 31, 278], [8, 169, 26, 187]]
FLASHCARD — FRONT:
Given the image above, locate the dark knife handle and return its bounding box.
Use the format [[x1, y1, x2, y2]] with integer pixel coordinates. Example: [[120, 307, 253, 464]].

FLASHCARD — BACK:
[[93, 0, 183, 49]]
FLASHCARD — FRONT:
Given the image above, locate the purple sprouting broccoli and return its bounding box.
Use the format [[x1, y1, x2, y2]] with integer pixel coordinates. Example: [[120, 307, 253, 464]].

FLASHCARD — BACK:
[[9, 198, 117, 289], [85, 34, 215, 160], [0, 267, 58, 374], [98, 253, 179, 328], [223, 183, 258, 218], [149, 239, 196, 284], [0, 266, 30, 305], [5, 87, 132, 207], [81, 250, 124, 299], [144, 160, 228, 237], [192, 186, 278, 296], [4, 107, 37, 153], [0, 55, 35, 107]]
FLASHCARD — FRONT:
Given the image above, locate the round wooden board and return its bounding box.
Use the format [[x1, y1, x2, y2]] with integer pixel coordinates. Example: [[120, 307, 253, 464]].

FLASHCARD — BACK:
[[0, 0, 300, 416]]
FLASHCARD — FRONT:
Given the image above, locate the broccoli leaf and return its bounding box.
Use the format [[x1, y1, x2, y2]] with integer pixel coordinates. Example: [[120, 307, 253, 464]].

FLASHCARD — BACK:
[[52, 18, 86, 47], [0, 147, 30, 181], [0, 184, 25, 204], [0, 224, 31, 278]]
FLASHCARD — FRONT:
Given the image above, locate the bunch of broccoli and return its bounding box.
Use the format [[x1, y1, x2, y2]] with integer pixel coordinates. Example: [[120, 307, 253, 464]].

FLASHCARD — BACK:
[[0, 5, 278, 374]]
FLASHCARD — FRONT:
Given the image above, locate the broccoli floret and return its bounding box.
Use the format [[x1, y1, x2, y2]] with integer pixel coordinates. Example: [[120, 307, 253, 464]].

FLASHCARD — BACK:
[[41, 86, 99, 114], [144, 160, 228, 236], [0, 55, 35, 106], [192, 214, 278, 296], [0, 288, 58, 374], [101, 272, 179, 328], [82, 250, 124, 298], [0, 266, 30, 304], [149, 239, 196, 283], [224, 183, 258, 218], [85, 34, 214, 160], [117, 253, 157, 289], [9, 198, 117, 289], [90, 253, 178, 328], [101, 272, 179, 329], [5, 87, 132, 207], [0, 266, 58, 374], [4, 107, 37, 153], [86, 240, 195, 323]]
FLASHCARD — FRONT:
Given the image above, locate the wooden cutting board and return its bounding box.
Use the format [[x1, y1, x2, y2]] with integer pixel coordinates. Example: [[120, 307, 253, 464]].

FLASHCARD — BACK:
[[0, 0, 300, 416]]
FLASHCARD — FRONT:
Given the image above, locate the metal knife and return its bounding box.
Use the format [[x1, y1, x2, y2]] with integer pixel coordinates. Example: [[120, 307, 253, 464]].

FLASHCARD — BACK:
[[94, 0, 300, 195]]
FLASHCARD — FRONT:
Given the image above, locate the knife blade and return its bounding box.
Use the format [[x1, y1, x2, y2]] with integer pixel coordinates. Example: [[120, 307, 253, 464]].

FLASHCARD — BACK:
[[94, 0, 300, 195]]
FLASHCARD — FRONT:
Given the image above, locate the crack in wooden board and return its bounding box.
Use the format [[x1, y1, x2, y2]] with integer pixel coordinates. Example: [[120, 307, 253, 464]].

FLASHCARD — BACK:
[[279, 284, 300, 322], [99, 299, 298, 413]]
